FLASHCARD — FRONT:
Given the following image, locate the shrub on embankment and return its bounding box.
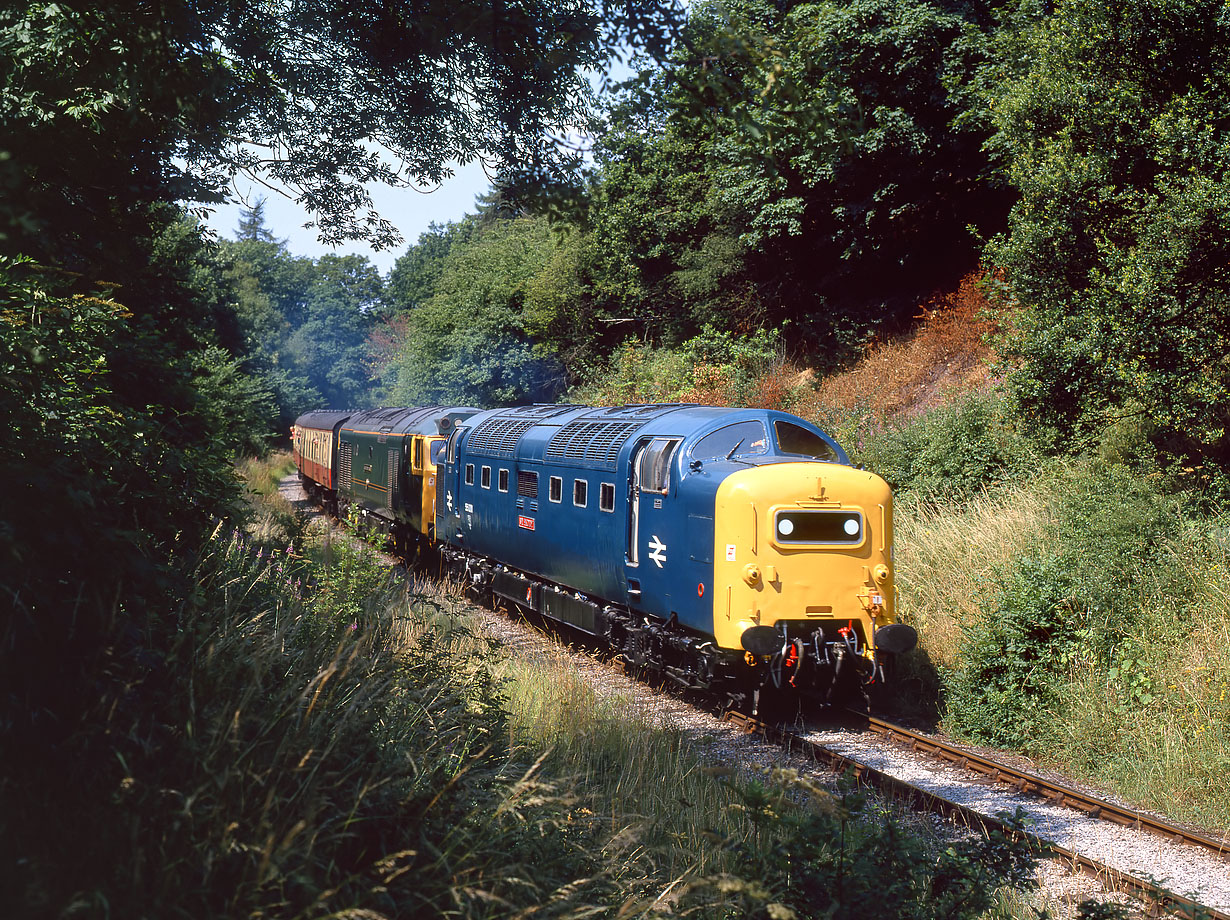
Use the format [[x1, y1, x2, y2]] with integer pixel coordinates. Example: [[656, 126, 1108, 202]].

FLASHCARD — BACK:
[[894, 457, 1230, 829]]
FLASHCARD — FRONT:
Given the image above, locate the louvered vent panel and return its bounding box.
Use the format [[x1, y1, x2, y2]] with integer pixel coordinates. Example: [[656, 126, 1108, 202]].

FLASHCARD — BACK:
[[339, 441, 353, 491], [387, 450, 397, 508], [546, 421, 641, 469], [467, 417, 537, 456]]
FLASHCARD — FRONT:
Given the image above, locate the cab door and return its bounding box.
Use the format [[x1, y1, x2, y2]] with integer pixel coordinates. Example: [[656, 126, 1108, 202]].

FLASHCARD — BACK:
[[625, 437, 681, 615], [436, 427, 466, 544]]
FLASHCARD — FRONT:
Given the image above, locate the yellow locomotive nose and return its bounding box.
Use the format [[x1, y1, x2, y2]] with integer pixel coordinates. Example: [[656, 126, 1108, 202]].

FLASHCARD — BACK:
[[711, 462, 903, 663]]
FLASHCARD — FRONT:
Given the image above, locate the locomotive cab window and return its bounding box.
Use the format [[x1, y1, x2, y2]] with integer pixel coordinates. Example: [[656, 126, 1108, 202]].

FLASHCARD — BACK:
[[635, 437, 681, 495], [573, 479, 588, 507], [498, 469, 509, 492], [413, 439, 424, 470], [430, 439, 447, 466], [600, 482, 615, 512], [465, 463, 475, 485], [481, 466, 491, 489], [692, 421, 768, 462], [549, 476, 562, 503], [775, 420, 839, 463]]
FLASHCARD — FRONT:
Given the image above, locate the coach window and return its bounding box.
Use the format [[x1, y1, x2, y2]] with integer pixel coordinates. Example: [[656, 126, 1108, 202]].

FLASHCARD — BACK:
[[600, 482, 615, 512], [465, 463, 475, 485], [573, 479, 588, 507], [498, 469, 509, 492], [481, 466, 491, 489], [549, 475, 562, 503]]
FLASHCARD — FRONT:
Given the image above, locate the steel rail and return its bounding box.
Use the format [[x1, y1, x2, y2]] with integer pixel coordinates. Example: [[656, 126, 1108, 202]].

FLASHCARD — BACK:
[[859, 713, 1230, 856], [721, 710, 1230, 920]]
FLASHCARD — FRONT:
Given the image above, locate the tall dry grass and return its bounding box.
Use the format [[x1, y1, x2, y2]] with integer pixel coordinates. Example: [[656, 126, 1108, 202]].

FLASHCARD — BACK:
[[893, 482, 1057, 670], [1052, 520, 1230, 828]]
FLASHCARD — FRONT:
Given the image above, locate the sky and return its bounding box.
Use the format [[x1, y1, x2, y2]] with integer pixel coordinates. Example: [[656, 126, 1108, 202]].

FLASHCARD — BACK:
[[202, 159, 493, 275]]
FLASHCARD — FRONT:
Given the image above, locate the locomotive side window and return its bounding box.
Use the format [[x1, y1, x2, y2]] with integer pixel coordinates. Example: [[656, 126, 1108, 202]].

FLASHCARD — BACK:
[[600, 482, 615, 512], [549, 476, 562, 503], [498, 469, 509, 492], [692, 421, 768, 461], [573, 479, 588, 507], [465, 463, 475, 485], [481, 466, 491, 489], [445, 427, 462, 464], [518, 470, 538, 498], [775, 420, 839, 462], [636, 437, 681, 494], [413, 438, 424, 470]]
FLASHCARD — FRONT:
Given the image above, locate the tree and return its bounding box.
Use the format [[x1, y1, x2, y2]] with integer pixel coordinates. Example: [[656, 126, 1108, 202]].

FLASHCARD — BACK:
[[1, 0, 686, 268], [984, 0, 1230, 465], [235, 199, 278, 243], [580, 0, 1011, 360], [285, 255, 383, 409], [684, 0, 1008, 327], [381, 216, 571, 405]]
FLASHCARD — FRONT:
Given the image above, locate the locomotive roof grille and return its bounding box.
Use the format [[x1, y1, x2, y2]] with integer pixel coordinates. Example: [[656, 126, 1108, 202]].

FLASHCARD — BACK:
[[546, 420, 643, 469], [467, 416, 538, 456]]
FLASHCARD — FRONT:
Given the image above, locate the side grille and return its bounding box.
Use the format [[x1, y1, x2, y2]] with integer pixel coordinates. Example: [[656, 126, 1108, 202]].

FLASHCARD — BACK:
[[387, 450, 397, 508], [546, 420, 641, 469], [339, 441, 353, 491], [517, 470, 538, 498]]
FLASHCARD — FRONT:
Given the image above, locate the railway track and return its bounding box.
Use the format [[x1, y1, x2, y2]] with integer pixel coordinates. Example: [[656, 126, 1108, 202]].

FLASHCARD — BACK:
[[723, 709, 1230, 920]]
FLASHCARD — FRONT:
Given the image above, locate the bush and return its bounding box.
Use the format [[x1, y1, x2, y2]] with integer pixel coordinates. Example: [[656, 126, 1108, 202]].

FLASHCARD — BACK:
[[572, 325, 805, 409], [943, 464, 1178, 749], [676, 771, 1037, 920], [855, 393, 1035, 504]]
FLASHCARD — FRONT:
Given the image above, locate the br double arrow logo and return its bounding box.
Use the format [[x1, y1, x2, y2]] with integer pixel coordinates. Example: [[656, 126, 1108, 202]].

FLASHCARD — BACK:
[[648, 535, 667, 568]]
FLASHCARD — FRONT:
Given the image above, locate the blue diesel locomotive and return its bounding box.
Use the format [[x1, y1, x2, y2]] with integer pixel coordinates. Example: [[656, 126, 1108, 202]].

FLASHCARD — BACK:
[[294, 403, 916, 711]]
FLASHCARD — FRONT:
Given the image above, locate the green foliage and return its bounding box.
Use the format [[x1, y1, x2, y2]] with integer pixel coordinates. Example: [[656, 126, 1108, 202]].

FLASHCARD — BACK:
[[679, 769, 1037, 920], [1, 1, 682, 257], [854, 393, 1035, 504], [215, 209, 384, 417], [582, 0, 1011, 354], [572, 325, 790, 406], [0, 255, 246, 833], [190, 346, 280, 455], [943, 464, 1178, 748], [985, 0, 1230, 467], [383, 220, 476, 315], [380, 216, 572, 406]]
